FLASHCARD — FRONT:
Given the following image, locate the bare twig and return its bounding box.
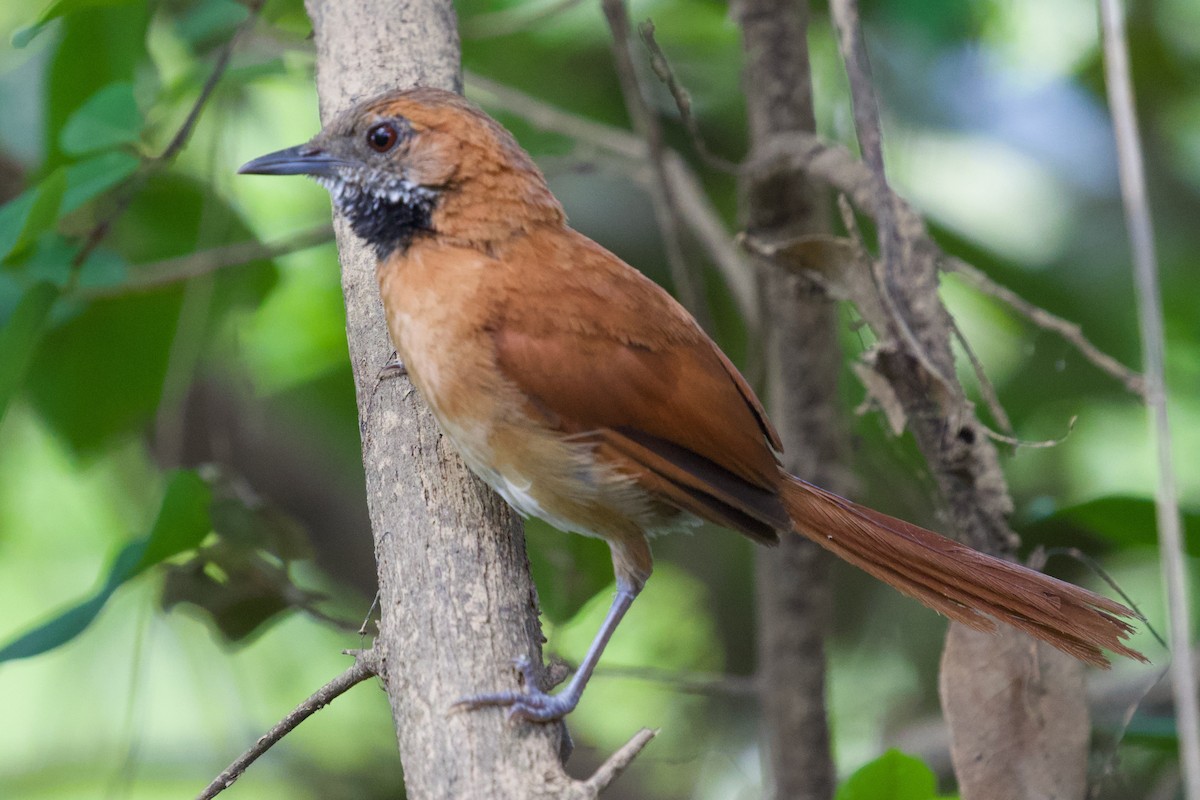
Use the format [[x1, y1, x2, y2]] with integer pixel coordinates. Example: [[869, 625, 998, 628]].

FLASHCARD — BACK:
[[581, 728, 657, 793], [829, 0, 959, 403], [68, 0, 266, 285], [979, 416, 1075, 450], [662, 154, 761, 340], [80, 225, 334, 298], [466, 73, 758, 329], [943, 256, 1145, 397], [947, 315, 1013, 435], [196, 649, 380, 800], [467, 73, 643, 160], [601, 0, 711, 330], [638, 21, 738, 173], [1100, 2, 1200, 797]]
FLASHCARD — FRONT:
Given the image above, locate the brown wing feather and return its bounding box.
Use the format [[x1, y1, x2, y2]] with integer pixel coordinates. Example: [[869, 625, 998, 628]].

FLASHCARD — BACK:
[[491, 228, 787, 538]]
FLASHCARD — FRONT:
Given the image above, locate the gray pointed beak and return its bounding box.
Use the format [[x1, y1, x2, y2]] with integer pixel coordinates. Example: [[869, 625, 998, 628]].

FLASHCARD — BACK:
[[238, 144, 343, 177]]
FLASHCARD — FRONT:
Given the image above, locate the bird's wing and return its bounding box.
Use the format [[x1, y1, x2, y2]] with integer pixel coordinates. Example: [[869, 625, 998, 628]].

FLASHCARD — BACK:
[[492, 230, 788, 540]]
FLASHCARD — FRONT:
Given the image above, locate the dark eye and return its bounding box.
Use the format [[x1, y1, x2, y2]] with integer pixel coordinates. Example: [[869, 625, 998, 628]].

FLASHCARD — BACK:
[[366, 122, 398, 152]]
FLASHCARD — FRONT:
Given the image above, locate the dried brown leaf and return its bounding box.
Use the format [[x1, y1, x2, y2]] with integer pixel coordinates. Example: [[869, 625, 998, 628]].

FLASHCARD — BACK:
[[940, 622, 1090, 800]]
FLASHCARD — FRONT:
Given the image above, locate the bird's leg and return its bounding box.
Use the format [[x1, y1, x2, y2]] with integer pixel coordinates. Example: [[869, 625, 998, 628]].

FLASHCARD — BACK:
[[453, 579, 640, 723]]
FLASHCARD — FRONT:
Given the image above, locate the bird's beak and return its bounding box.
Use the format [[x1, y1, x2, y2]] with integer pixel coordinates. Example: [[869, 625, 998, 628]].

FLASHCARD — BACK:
[[238, 144, 343, 177]]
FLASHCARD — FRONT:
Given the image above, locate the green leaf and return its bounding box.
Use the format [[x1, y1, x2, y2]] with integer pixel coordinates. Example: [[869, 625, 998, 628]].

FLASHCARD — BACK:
[[836, 750, 944, 800], [0, 470, 212, 663], [175, 0, 249, 49], [18, 234, 76, 288], [0, 281, 58, 428], [46, 5, 149, 168], [1024, 495, 1200, 557], [131, 470, 214, 575], [12, 0, 137, 47], [62, 151, 140, 213], [0, 542, 142, 661], [1123, 714, 1180, 748], [59, 82, 144, 156], [75, 247, 128, 291], [0, 169, 68, 263]]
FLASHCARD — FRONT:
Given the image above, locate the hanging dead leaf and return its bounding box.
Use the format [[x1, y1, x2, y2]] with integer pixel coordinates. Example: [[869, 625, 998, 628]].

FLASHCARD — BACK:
[[939, 621, 1090, 800]]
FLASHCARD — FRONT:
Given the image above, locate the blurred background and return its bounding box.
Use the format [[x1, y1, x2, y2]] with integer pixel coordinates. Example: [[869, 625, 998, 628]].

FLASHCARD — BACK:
[[0, 0, 1194, 797]]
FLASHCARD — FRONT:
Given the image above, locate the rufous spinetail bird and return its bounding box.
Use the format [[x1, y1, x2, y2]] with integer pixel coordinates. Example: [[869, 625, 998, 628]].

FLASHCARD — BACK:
[[240, 87, 1144, 723]]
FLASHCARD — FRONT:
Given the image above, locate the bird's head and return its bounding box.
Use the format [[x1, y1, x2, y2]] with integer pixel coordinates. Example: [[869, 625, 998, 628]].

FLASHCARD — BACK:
[[239, 87, 564, 258]]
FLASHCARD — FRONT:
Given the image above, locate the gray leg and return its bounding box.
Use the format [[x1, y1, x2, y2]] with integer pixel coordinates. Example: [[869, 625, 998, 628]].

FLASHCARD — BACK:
[[453, 580, 639, 723]]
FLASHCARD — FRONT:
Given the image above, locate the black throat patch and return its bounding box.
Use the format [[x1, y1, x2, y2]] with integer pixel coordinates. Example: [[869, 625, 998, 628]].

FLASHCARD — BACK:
[[320, 177, 437, 259]]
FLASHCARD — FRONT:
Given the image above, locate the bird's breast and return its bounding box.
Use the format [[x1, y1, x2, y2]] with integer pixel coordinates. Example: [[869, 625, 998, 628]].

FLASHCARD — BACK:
[[374, 244, 690, 542]]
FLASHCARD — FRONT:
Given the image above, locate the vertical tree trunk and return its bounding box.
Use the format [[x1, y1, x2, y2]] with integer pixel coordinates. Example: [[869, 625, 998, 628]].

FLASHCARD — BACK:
[[302, 2, 572, 796], [736, 1, 846, 797]]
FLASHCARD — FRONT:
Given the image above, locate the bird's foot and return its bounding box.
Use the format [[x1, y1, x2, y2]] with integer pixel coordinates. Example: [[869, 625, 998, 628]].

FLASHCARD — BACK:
[[451, 656, 578, 723]]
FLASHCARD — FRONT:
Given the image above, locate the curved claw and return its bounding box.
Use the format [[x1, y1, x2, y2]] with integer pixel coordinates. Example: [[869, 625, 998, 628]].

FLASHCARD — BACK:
[[453, 686, 578, 723], [452, 586, 638, 725], [451, 656, 579, 723]]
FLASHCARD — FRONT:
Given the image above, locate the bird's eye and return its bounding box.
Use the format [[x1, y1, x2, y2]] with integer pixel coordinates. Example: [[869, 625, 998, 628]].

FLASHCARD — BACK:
[[366, 122, 399, 153]]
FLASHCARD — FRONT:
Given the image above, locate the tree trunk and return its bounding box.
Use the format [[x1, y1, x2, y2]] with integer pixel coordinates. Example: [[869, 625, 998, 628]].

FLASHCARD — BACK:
[[303, 2, 573, 796], [736, 1, 845, 797]]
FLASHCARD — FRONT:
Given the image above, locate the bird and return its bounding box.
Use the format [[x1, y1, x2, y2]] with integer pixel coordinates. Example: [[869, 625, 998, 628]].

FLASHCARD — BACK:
[[239, 87, 1144, 723]]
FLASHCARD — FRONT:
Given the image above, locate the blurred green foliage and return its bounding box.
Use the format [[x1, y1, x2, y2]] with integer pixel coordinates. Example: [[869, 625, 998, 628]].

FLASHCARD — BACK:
[[0, 0, 1194, 797], [835, 749, 956, 800]]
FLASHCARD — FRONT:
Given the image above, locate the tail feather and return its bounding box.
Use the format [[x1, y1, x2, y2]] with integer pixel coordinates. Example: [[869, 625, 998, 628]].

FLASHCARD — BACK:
[[783, 476, 1145, 667]]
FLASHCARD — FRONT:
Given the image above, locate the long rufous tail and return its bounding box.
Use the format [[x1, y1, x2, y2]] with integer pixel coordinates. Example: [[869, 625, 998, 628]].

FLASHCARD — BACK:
[[781, 475, 1146, 667]]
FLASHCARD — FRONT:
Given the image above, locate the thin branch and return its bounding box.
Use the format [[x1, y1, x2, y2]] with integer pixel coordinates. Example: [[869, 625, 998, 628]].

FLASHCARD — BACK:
[[600, 0, 711, 330], [638, 21, 738, 173], [465, 73, 758, 330], [943, 256, 1145, 397], [829, 0, 959, 403], [196, 649, 380, 800], [467, 73, 644, 160], [581, 728, 657, 793], [80, 225, 334, 298], [947, 314, 1013, 435], [662, 153, 761, 340], [68, 0, 266, 284], [1099, 3, 1200, 798], [979, 415, 1075, 450]]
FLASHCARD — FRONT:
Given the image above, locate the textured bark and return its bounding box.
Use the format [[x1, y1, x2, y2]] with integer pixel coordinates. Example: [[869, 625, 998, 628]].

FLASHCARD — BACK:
[[735, 1, 846, 797], [302, 3, 580, 796]]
